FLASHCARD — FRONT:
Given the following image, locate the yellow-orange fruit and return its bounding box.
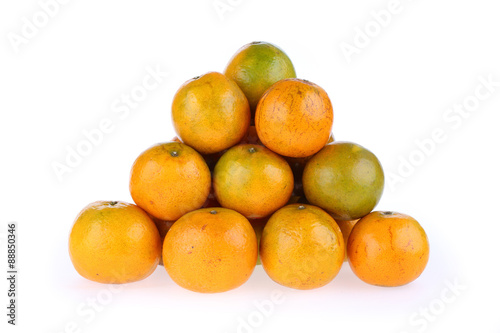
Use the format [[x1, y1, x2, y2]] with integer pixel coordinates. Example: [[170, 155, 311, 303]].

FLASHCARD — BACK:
[[69, 201, 161, 284]]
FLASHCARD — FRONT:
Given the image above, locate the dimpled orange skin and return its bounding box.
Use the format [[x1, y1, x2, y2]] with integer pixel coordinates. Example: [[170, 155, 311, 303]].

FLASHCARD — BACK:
[[255, 79, 333, 158], [213, 144, 294, 219], [260, 204, 344, 290], [129, 142, 211, 221], [336, 219, 359, 261], [163, 208, 258, 293], [69, 201, 161, 284], [347, 211, 430, 287], [171, 72, 250, 155]]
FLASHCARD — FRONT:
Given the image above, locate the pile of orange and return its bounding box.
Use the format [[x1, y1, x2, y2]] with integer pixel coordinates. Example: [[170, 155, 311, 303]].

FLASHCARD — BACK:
[[69, 42, 429, 292]]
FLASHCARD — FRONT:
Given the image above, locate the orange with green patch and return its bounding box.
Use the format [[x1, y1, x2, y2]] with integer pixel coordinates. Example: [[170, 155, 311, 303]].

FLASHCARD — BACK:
[[224, 41, 296, 115], [171, 72, 250, 154], [303, 141, 384, 221], [213, 144, 293, 218]]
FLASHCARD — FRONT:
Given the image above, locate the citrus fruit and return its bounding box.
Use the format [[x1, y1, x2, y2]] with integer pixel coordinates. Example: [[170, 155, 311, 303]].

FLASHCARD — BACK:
[[213, 144, 294, 218], [238, 125, 262, 145], [260, 204, 344, 290], [224, 41, 296, 114], [69, 201, 161, 284], [347, 211, 429, 287], [171, 72, 250, 154], [149, 215, 176, 266], [201, 187, 220, 208], [163, 208, 257, 293], [255, 78, 333, 158], [130, 142, 211, 221], [303, 141, 384, 221], [285, 131, 334, 181], [249, 216, 269, 265], [336, 219, 359, 261]]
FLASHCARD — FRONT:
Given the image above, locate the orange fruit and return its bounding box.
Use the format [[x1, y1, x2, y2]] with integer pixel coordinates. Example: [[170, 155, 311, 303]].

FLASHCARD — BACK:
[[249, 216, 269, 265], [213, 144, 294, 218], [255, 78, 333, 158], [260, 204, 344, 290], [163, 208, 257, 293], [224, 41, 296, 114], [303, 141, 384, 221], [149, 215, 176, 266], [201, 187, 220, 208], [336, 219, 359, 261], [171, 72, 250, 154], [285, 131, 334, 180], [69, 201, 161, 284], [238, 125, 262, 145], [130, 142, 211, 221], [347, 211, 430, 287]]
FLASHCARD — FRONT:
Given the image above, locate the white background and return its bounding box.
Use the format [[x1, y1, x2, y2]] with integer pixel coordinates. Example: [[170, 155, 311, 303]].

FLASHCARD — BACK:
[[1, 0, 500, 332]]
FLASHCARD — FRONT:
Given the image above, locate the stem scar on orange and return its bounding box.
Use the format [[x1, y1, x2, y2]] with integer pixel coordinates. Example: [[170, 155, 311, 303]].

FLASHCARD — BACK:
[[347, 211, 430, 287], [129, 142, 211, 221], [255, 78, 333, 158]]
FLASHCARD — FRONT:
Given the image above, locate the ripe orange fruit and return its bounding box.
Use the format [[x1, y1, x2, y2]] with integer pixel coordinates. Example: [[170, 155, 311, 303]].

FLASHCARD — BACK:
[[171, 72, 250, 154], [130, 142, 211, 221], [149, 215, 176, 266], [347, 211, 430, 287], [249, 216, 269, 265], [255, 78, 333, 158], [69, 201, 161, 284], [336, 219, 359, 261], [238, 125, 262, 145], [201, 187, 220, 208], [163, 208, 257, 293], [224, 41, 296, 114], [303, 141, 384, 221], [260, 204, 344, 290], [213, 144, 294, 218], [285, 132, 334, 171]]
